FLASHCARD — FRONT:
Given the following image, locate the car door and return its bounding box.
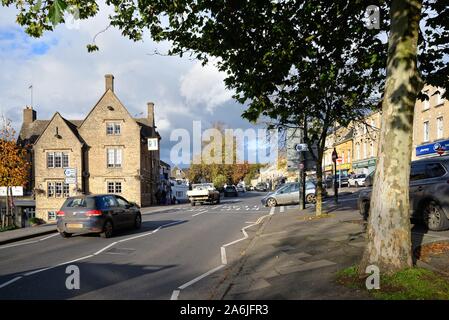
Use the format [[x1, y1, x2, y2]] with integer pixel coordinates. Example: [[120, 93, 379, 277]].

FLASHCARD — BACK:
[[101, 195, 122, 227], [275, 184, 293, 205], [409, 163, 427, 217], [288, 183, 300, 204], [115, 196, 135, 227]]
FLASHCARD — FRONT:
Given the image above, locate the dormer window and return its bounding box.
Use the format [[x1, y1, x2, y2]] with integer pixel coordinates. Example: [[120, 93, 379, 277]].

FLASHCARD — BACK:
[[106, 123, 121, 135]]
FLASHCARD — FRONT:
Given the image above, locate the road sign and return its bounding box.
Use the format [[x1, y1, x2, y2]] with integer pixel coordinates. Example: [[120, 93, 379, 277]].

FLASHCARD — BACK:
[[295, 143, 308, 152], [64, 168, 76, 177], [332, 149, 338, 162], [337, 157, 343, 164], [148, 138, 159, 151], [65, 177, 77, 184], [0, 186, 23, 197]]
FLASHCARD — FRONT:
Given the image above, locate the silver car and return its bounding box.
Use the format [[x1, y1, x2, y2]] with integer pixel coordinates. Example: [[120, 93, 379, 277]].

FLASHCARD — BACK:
[[261, 182, 326, 207], [358, 156, 449, 231]]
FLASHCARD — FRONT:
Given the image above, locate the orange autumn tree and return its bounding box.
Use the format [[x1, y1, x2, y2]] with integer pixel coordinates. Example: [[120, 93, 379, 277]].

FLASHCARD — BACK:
[[0, 116, 30, 228]]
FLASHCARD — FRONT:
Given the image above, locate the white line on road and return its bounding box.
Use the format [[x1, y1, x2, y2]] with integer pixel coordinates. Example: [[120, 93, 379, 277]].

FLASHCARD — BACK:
[[2, 220, 185, 290], [0, 276, 22, 289], [171, 212, 271, 300], [170, 290, 180, 300], [280, 206, 285, 213], [178, 265, 225, 291], [39, 233, 59, 241], [269, 207, 276, 215], [93, 242, 118, 256], [192, 210, 208, 217]]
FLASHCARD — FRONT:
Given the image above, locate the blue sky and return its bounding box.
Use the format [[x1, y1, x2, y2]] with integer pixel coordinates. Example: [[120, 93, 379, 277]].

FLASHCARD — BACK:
[[0, 4, 265, 167]]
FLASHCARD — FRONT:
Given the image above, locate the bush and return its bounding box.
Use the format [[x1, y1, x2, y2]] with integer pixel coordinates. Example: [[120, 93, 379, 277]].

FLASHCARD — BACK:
[[29, 217, 45, 226], [0, 225, 19, 232], [213, 174, 228, 190]]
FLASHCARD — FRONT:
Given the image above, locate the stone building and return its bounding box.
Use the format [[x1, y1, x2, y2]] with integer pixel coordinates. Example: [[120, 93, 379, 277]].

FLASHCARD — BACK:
[[18, 74, 161, 222], [352, 112, 381, 174], [412, 85, 449, 160]]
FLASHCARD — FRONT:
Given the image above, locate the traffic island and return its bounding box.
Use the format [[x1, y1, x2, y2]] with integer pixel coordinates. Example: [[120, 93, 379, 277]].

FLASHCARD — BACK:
[[336, 266, 449, 300]]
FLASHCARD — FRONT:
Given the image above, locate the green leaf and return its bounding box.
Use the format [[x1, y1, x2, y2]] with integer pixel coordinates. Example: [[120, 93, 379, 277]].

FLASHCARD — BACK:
[[48, 0, 68, 26], [86, 44, 99, 52]]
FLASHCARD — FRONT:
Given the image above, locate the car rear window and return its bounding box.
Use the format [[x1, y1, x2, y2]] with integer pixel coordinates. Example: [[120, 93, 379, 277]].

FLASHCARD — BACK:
[[426, 163, 446, 178], [63, 198, 91, 208]]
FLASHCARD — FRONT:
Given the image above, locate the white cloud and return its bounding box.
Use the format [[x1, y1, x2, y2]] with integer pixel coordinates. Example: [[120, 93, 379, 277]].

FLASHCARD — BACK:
[[179, 61, 234, 113], [0, 4, 253, 165]]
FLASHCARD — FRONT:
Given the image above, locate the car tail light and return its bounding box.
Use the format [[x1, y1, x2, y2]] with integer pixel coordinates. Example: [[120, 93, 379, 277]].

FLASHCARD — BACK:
[[86, 210, 102, 217], [57, 210, 65, 217]]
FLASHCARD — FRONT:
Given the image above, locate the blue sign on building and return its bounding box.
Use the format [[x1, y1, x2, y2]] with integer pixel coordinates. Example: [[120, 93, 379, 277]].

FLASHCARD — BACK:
[[416, 139, 449, 156]]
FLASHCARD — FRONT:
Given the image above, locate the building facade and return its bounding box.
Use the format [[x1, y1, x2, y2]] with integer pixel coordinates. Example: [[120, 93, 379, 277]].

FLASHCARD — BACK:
[[352, 112, 381, 174], [323, 126, 353, 176], [321, 85, 448, 175], [18, 75, 161, 222], [412, 85, 449, 160]]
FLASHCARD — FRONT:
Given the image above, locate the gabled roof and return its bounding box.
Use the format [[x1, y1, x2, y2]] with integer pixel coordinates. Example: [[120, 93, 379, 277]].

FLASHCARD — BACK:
[[32, 112, 84, 147], [18, 119, 83, 146]]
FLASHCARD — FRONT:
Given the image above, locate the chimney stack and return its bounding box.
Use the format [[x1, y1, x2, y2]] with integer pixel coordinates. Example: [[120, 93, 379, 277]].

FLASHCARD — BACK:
[[147, 102, 155, 127], [105, 74, 114, 92], [23, 106, 37, 124]]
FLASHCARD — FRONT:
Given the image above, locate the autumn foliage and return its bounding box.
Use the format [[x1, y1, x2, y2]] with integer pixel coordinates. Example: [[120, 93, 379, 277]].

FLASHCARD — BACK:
[[0, 117, 30, 227]]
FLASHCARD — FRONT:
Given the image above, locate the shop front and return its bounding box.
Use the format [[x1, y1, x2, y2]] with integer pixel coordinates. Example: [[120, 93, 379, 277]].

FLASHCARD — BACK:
[[352, 158, 376, 175]]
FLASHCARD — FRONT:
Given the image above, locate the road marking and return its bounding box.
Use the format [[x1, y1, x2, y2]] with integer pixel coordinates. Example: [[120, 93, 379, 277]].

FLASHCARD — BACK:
[[178, 265, 226, 291], [0, 232, 60, 251], [192, 210, 208, 217], [24, 267, 55, 276], [170, 290, 180, 300], [0, 276, 22, 289], [280, 206, 285, 213], [56, 255, 94, 266], [93, 242, 118, 256], [269, 207, 276, 215], [171, 212, 271, 299], [39, 233, 59, 241], [3, 220, 186, 290], [0, 240, 38, 250], [221, 247, 227, 265]]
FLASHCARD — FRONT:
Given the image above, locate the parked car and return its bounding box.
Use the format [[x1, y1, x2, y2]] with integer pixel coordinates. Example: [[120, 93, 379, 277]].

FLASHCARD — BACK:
[[261, 182, 327, 207], [236, 184, 246, 192], [247, 185, 255, 191], [56, 194, 142, 239], [324, 174, 349, 188], [348, 174, 367, 187], [358, 156, 449, 231], [364, 171, 375, 187], [255, 182, 268, 192], [224, 185, 239, 197]]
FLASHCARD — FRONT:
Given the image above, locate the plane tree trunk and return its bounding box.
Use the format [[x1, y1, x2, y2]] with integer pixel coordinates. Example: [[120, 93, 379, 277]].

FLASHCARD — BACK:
[[359, 0, 423, 274]]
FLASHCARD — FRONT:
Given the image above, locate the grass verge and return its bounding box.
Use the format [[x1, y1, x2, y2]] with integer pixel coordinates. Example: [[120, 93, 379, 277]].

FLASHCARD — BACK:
[[336, 266, 449, 299]]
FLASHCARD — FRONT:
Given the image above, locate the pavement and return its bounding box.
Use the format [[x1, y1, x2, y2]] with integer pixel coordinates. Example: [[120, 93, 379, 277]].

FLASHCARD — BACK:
[[2, 189, 449, 299]]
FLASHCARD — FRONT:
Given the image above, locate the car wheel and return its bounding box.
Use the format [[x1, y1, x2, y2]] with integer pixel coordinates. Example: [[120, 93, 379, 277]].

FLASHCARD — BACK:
[[266, 198, 277, 207], [423, 201, 449, 231], [100, 220, 114, 238], [306, 194, 316, 204], [60, 232, 72, 238], [134, 214, 142, 229]]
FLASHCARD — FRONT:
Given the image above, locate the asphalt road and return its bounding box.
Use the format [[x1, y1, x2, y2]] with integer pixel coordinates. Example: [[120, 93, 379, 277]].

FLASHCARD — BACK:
[[0, 192, 275, 300]]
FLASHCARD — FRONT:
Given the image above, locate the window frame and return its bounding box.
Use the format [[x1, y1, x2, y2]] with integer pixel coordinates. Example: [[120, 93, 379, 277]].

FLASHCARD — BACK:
[[437, 116, 444, 140], [423, 121, 430, 142], [107, 148, 122, 168], [106, 122, 121, 135]]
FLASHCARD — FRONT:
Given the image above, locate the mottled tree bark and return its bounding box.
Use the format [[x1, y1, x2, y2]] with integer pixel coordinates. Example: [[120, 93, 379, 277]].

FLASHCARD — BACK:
[[360, 0, 423, 274], [315, 156, 323, 216]]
